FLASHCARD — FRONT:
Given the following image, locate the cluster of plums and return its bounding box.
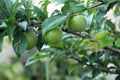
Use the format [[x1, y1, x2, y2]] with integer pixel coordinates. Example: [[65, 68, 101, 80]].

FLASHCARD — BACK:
[[24, 15, 87, 50]]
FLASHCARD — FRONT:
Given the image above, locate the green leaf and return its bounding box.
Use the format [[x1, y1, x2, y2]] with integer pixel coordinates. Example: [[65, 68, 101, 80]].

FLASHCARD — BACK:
[[0, 0, 12, 18], [0, 22, 7, 28], [12, 30, 27, 57], [62, 0, 86, 14], [114, 2, 120, 17], [15, 7, 26, 20], [85, 41, 100, 53], [107, 0, 119, 11], [84, 0, 90, 8], [95, 30, 109, 40], [25, 52, 49, 66], [7, 16, 16, 24], [87, 13, 94, 28], [106, 20, 115, 30], [68, 64, 77, 75], [42, 14, 69, 35], [36, 33, 44, 51], [81, 68, 91, 79], [115, 76, 120, 80], [100, 36, 115, 48], [50, 51, 65, 62], [21, 0, 33, 9], [53, 0, 65, 3], [6, 24, 16, 41], [41, 0, 49, 14], [48, 41, 64, 49], [115, 38, 120, 48], [18, 21, 27, 31], [0, 31, 5, 52], [92, 68, 101, 78], [33, 6, 47, 20], [10, 1, 21, 16]]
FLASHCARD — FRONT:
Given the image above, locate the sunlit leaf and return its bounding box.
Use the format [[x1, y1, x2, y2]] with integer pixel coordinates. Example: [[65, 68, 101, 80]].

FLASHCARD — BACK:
[[25, 52, 49, 66], [18, 21, 27, 31], [68, 64, 77, 75], [85, 41, 100, 53], [42, 14, 69, 35]]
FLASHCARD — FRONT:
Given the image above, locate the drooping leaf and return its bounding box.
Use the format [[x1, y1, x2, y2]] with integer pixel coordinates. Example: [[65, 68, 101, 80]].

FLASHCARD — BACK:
[[6, 24, 16, 41], [36, 33, 44, 51], [25, 52, 49, 66], [12, 30, 27, 57], [0, 31, 5, 52]]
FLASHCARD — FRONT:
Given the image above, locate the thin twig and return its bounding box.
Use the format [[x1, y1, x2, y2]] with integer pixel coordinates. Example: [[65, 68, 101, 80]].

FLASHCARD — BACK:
[[104, 46, 120, 54], [82, 2, 104, 11], [29, 21, 42, 26], [62, 29, 86, 39]]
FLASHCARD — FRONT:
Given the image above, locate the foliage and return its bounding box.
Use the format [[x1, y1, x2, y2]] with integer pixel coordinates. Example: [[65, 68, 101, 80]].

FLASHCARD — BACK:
[[1, 0, 120, 79], [0, 62, 30, 80]]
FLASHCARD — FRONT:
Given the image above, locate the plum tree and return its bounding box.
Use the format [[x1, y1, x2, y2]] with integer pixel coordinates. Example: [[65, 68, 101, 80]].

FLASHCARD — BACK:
[[1, 0, 120, 79]]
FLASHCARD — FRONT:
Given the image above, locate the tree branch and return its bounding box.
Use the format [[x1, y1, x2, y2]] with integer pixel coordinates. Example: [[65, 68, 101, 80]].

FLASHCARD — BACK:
[[67, 32, 120, 54], [62, 29, 87, 39], [104, 46, 120, 54], [71, 56, 117, 74], [29, 21, 120, 54], [29, 21, 42, 26]]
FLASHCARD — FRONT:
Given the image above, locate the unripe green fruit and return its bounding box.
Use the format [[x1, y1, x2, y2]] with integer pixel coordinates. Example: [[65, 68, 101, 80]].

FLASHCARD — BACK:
[[44, 27, 62, 44], [24, 32, 38, 50], [68, 15, 87, 32]]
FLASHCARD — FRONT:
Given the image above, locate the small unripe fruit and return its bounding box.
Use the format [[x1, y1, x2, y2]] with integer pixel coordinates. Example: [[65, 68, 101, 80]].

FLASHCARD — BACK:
[[44, 27, 62, 44], [68, 15, 87, 32], [24, 32, 38, 50]]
